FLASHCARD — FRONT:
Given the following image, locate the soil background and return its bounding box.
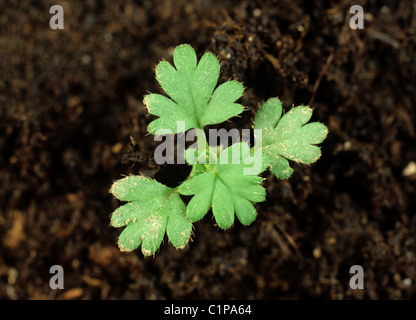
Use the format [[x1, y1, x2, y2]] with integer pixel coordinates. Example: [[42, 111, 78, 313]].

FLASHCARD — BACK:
[[1, 0, 415, 299]]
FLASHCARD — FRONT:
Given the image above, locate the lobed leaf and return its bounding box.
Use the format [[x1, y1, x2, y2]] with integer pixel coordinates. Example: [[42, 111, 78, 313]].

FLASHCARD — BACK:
[[144, 44, 245, 134], [178, 142, 266, 229], [110, 176, 192, 256], [254, 97, 328, 179]]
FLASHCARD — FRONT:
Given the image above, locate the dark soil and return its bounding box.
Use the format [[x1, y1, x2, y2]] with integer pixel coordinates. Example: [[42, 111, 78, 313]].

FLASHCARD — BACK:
[[1, 0, 415, 299]]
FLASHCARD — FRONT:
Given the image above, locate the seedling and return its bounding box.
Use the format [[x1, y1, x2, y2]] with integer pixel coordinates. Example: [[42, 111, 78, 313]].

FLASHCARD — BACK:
[[110, 44, 328, 256]]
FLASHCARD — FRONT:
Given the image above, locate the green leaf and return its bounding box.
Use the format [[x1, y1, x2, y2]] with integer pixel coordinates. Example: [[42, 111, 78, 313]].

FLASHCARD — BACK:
[[110, 175, 169, 202], [178, 142, 266, 229], [253, 97, 282, 130], [179, 172, 215, 222], [212, 179, 235, 229], [254, 97, 328, 179], [269, 156, 294, 180], [110, 175, 192, 256], [233, 197, 257, 226], [144, 44, 244, 134], [200, 80, 245, 126], [165, 197, 193, 249]]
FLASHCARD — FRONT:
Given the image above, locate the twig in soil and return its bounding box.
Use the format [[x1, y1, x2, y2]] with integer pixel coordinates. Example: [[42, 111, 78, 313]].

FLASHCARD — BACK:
[[308, 49, 335, 107], [273, 221, 302, 258]]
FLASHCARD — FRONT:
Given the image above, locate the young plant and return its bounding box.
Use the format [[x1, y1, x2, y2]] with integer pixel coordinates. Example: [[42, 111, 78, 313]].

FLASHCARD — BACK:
[[110, 44, 328, 256]]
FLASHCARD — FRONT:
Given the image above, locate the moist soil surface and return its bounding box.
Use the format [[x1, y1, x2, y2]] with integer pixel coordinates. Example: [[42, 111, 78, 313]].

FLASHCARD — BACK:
[[1, 0, 415, 299]]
